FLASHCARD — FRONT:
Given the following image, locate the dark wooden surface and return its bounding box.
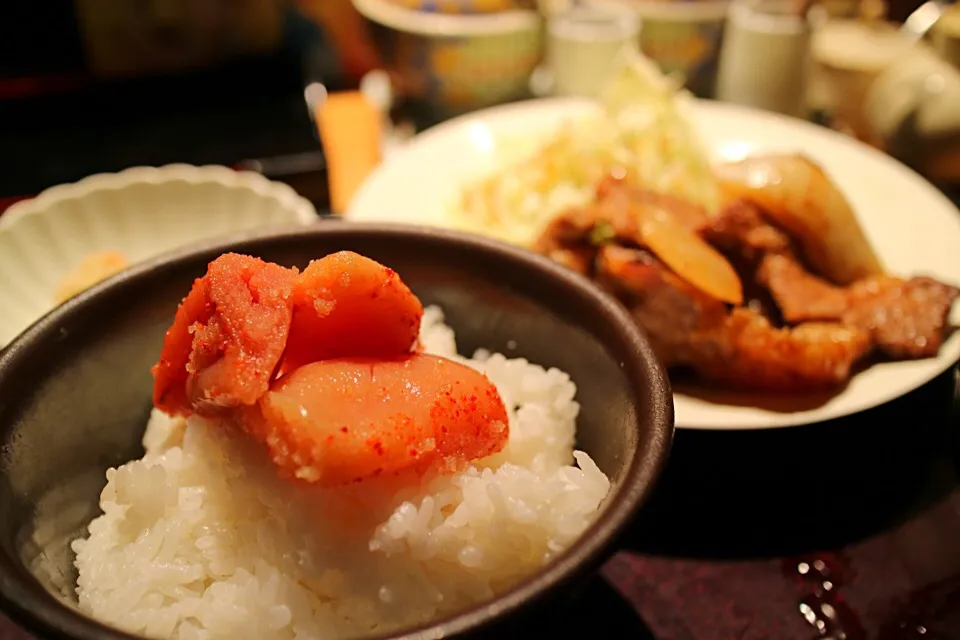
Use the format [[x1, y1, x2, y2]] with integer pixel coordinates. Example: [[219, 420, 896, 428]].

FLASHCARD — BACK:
[[612, 369, 960, 640]]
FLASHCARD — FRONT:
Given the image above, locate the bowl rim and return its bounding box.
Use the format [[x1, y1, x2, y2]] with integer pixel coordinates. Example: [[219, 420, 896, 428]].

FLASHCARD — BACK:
[[352, 0, 542, 37], [588, 0, 731, 21], [0, 164, 319, 230], [0, 221, 673, 640]]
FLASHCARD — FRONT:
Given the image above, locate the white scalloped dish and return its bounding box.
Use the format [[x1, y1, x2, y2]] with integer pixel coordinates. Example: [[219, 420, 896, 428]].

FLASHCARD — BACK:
[[0, 165, 319, 347]]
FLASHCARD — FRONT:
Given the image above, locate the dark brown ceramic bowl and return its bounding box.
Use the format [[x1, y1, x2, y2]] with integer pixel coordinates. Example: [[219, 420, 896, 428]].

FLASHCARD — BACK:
[[0, 222, 673, 640]]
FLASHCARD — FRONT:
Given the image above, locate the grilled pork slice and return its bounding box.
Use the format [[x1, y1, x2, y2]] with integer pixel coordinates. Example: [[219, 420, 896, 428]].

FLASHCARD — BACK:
[[594, 245, 871, 391], [704, 202, 960, 360]]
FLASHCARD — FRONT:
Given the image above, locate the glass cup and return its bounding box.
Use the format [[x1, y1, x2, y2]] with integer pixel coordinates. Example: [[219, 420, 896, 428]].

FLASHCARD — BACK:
[[715, 0, 813, 117], [546, 5, 641, 98]]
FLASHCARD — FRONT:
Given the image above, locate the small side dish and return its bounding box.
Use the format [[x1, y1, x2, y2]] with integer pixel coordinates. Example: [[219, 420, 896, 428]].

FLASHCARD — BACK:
[[72, 251, 610, 639], [0, 164, 317, 348]]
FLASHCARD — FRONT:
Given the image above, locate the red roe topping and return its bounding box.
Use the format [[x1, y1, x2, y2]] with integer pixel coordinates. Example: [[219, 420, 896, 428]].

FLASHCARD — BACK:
[[151, 251, 508, 487], [152, 254, 297, 416], [280, 251, 423, 373]]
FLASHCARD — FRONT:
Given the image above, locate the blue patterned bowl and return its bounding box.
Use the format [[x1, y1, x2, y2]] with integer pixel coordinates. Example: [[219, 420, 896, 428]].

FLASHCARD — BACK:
[[389, 0, 533, 14], [587, 0, 730, 98], [353, 0, 543, 115]]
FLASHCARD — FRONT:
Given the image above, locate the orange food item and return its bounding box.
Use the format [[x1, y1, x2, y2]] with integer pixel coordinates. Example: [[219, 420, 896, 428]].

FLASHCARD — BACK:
[[254, 355, 508, 486], [315, 91, 382, 214], [151, 250, 508, 487], [55, 251, 129, 304], [281, 251, 423, 373], [152, 253, 298, 416]]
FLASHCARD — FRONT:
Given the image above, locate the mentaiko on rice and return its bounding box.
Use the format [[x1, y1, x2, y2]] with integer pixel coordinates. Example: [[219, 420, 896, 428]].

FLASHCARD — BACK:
[[71, 252, 611, 640]]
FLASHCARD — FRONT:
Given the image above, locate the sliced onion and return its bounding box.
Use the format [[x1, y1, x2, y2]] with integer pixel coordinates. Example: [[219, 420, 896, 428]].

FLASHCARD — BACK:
[[639, 206, 744, 305]]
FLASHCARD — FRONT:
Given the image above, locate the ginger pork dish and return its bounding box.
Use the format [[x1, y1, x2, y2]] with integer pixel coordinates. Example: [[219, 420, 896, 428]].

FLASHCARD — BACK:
[[453, 52, 958, 393]]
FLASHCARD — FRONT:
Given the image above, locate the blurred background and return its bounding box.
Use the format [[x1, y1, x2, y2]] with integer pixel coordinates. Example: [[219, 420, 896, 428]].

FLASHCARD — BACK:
[[2, 3, 960, 639], [2, 0, 960, 215]]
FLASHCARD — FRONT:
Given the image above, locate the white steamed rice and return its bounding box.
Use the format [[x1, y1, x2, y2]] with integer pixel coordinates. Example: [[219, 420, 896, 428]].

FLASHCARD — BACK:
[[72, 306, 611, 640]]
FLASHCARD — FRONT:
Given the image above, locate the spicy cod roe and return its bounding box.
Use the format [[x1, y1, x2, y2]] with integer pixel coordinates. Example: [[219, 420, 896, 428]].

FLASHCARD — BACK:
[[255, 355, 508, 486], [151, 251, 508, 487]]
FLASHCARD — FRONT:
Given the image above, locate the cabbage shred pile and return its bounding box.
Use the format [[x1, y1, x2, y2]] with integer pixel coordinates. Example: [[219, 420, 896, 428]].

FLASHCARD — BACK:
[[455, 48, 721, 247]]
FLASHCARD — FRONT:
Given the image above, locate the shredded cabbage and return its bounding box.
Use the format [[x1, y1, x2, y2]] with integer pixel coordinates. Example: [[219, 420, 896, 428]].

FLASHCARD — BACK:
[[453, 47, 721, 247]]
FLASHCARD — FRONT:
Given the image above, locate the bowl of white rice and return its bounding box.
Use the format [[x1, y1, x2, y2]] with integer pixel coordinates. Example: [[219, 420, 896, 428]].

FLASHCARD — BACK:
[[0, 222, 673, 640]]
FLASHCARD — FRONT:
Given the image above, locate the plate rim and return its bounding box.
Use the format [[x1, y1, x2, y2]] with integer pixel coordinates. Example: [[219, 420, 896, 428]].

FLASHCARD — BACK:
[[353, 96, 960, 216], [348, 96, 960, 430], [1, 163, 320, 230]]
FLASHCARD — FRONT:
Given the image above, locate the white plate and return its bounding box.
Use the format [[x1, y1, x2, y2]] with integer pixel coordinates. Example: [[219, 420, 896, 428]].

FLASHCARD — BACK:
[[347, 97, 960, 430], [0, 165, 318, 348]]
